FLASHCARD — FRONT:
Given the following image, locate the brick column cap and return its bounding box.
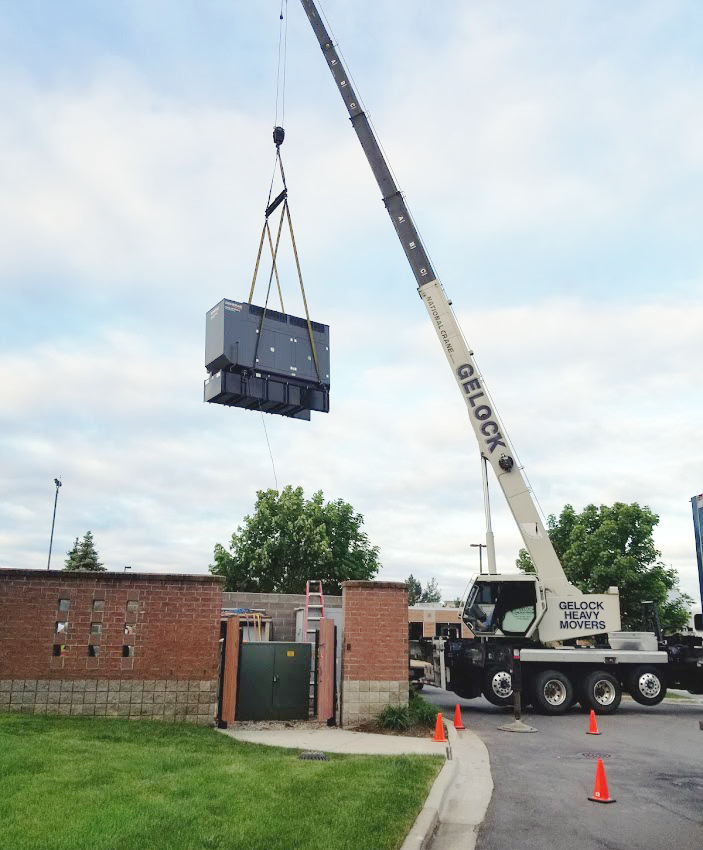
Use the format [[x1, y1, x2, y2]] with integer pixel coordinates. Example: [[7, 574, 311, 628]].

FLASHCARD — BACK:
[[0, 568, 225, 585], [341, 580, 406, 590]]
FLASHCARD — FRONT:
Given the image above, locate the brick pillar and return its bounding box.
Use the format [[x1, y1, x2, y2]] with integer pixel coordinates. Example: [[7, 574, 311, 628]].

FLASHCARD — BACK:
[[340, 581, 408, 728]]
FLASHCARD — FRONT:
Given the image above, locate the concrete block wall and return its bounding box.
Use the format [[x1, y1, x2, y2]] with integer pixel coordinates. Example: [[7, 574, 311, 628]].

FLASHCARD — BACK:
[[222, 591, 342, 642], [340, 581, 408, 727], [0, 570, 223, 725], [0, 679, 219, 724]]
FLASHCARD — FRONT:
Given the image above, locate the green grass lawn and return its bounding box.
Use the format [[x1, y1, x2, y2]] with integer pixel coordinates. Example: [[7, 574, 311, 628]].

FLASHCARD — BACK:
[[0, 714, 443, 850]]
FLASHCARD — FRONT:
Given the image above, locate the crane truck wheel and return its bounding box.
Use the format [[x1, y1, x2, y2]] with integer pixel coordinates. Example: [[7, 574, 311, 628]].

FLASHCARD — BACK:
[[532, 669, 573, 715], [625, 665, 667, 706], [482, 666, 513, 707], [580, 670, 622, 715]]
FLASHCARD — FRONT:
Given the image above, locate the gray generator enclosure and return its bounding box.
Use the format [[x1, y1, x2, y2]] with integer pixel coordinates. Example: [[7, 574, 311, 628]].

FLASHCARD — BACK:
[[204, 299, 330, 420]]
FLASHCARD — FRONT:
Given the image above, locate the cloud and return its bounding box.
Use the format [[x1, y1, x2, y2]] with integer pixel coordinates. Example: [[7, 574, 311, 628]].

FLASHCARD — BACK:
[[1, 0, 702, 608], [2, 289, 701, 602]]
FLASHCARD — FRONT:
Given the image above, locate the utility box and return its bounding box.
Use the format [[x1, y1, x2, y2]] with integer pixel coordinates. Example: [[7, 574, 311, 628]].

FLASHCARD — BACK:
[[236, 642, 312, 721], [204, 299, 330, 420]]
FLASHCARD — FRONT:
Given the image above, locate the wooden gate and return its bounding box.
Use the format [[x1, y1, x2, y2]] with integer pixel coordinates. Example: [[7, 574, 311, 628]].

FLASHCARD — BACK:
[[316, 618, 336, 723]]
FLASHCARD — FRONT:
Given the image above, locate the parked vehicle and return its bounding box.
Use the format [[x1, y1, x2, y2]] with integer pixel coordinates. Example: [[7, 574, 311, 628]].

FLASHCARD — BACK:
[[410, 642, 433, 692]]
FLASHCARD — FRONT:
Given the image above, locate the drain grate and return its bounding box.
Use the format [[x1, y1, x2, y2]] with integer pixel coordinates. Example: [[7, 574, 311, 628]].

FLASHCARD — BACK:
[[580, 752, 612, 759], [299, 751, 329, 761]]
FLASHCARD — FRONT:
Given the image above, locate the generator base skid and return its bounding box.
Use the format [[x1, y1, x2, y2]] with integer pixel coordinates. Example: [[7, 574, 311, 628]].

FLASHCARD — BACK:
[[204, 298, 330, 421], [204, 370, 329, 420]]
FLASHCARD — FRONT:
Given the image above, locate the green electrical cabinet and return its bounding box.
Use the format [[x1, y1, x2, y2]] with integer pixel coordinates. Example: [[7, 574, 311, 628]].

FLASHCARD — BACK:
[[236, 642, 312, 721]]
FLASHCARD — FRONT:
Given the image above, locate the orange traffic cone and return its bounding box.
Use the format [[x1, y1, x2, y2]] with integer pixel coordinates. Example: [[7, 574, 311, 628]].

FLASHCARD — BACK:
[[432, 712, 447, 742], [453, 704, 466, 730], [586, 709, 601, 736], [588, 758, 616, 803]]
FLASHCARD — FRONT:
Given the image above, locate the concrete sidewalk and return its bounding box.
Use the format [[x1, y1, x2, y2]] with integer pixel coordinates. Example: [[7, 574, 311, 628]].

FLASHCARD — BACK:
[[218, 718, 493, 850], [219, 724, 448, 755], [426, 723, 493, 850]]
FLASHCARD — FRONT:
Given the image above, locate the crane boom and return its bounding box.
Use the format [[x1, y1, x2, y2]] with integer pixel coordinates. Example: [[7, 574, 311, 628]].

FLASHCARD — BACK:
[[299, 1, 435, 287], [298, 0, 577, 597]]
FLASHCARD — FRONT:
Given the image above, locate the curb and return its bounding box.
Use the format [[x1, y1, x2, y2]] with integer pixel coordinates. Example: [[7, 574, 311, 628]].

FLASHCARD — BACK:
[[622, 692, 703, 705], [399, 725, 459, 850]]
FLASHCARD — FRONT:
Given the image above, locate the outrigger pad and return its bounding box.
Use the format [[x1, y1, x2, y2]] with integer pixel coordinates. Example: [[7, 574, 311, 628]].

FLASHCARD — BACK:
[[204, 299, 330, 420]]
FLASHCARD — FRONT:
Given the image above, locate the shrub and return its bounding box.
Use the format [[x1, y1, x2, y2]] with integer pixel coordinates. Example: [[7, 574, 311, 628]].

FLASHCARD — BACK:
[[408, 691, 439, 728], [377, 704, 410, 730]]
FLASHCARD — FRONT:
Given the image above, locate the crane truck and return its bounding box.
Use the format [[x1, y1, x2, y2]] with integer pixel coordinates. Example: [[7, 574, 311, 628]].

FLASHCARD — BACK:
[[298, 0, 703, 713]]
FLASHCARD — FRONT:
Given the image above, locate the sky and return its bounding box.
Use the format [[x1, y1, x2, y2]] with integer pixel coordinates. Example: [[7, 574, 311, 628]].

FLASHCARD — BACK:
[[1, 0, 702, 605]]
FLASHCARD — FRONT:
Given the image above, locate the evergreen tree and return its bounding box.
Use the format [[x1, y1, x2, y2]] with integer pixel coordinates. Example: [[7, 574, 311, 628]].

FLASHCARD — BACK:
[[406, 575, 443, 604], [65, 538, 81, 570], [420, 578, 442, 604], [64, 531, 105, 572], [406, 574, 422, 605]]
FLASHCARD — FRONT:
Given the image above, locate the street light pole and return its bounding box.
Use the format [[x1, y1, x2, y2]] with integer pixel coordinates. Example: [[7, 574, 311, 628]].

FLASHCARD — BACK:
[[470, 543, 487, 574], [47, 478, 62, 571]]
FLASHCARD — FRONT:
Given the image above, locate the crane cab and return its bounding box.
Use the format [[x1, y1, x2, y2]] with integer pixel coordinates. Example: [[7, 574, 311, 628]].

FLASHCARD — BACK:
[[463, 574, 622, 643], [462, 574, 545, 640]]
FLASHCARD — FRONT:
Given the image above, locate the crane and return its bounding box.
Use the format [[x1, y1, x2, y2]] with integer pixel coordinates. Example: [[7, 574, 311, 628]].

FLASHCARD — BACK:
[[294, 1, 703, 715], [298, 0, 619, 639]]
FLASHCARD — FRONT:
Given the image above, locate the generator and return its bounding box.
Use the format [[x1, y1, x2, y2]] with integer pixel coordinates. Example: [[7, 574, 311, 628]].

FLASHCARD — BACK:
[[204, 299, 330, 421]]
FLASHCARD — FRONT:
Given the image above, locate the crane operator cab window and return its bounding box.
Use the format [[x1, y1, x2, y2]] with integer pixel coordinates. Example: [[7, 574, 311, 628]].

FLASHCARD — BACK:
[[463, 581, 537, 637]]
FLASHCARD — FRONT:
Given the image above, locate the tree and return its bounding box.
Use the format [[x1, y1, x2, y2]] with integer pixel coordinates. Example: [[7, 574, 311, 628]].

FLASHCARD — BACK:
[[405, 575, 443, 605], [516, 502, 693, 633], [65, 538, 80, 570], [420, 578, 442, 604], [64, 531, 105, 572], [210, 486, 381, 594], [406, 574, 422, 606]]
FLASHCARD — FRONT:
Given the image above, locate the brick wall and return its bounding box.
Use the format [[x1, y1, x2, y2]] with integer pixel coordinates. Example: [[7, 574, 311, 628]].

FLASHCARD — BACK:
[[0, 570, 223, 724], [222, 591, 342, 642], [340, 581, 408, 727]]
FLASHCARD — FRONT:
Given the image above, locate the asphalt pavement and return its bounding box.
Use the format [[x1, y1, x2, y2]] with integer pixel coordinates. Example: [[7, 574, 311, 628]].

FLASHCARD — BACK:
[[423, 686, 703, 850]]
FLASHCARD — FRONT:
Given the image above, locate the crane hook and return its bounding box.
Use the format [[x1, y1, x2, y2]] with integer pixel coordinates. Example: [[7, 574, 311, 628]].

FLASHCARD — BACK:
[[273, 126, 285, 147]]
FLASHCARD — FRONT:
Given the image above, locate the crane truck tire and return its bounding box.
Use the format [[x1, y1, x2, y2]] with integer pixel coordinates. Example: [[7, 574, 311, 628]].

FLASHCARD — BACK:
[[532, 669, 573, 715], [580, 670, 622, 715], [482, 666, 513, 707], [625, 665, 667, 706]]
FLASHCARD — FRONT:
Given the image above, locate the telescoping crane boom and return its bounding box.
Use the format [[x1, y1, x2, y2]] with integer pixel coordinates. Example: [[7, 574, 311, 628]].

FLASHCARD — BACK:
[[298, 0, 620, 644]]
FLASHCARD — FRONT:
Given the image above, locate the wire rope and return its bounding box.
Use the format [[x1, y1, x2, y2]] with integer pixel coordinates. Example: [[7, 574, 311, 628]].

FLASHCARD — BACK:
[[462, 338, 552, 528], [274, 0, 288, 127], [259, 406, 279, 493], [256, 1, 291, 495]]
